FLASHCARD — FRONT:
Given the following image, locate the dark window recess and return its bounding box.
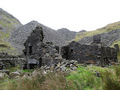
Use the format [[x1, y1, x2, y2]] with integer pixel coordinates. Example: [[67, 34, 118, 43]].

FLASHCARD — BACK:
[[39, 58, 42, 67], [24, 51, 26, 55], [30, 64, 37, 69], [29, 46, 32, 55], [70, 49, 73, 53]]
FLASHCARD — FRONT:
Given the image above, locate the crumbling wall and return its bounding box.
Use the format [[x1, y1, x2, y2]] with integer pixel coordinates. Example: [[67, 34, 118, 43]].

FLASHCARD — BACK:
[[24, 26, 62, 68], [0, 57, 26, 69], [114, 44, 119, 53], [92, 34, 101, 44], [61, 41, 117, 65], [0, 53, 25, 69]]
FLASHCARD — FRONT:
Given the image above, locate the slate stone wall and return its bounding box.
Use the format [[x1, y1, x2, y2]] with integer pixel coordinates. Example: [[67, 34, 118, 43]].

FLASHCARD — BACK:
[[0, 58, 26, 69], [61, 41, 117, 65], [24, 26, 62, 67]]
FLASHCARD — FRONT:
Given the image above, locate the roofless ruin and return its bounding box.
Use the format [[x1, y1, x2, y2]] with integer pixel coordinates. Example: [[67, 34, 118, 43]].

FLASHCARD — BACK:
[[23, 26, 118, 69], [0, 26, 118, 69]]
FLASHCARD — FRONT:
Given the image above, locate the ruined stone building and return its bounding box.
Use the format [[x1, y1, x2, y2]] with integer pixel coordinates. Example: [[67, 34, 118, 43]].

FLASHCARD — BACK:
[[23, 27, 118, 68], [23, 26, 61, 69], [61, 34, 118, 66]]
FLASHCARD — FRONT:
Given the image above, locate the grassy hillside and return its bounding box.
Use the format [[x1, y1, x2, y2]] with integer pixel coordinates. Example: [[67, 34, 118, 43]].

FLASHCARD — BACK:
[[74, 21, 120, 41], [110, 39, 120, 60], [0, 8, 22, 54]]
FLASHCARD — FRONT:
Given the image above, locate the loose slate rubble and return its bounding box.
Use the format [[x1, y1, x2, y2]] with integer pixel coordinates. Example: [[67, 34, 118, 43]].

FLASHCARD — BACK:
[[40, 59, 78, 73]]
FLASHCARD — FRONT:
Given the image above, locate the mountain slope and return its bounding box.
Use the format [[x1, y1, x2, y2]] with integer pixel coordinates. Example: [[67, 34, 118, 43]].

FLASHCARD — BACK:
[[78, 29, 120, 46], [0, 8, 22, 54], [57, 28, 77, 41], [73, 21, 120, 46], [10, 21, 67, 53], [1, 8, 120, 55], [74, 21, 120, 42]]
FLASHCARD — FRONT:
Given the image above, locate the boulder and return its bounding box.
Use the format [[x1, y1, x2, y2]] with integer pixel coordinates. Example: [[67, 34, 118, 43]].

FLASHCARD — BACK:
[[70, 67, 77, 71], [0, 70, 10, 75], [0, 73, 4, 80], [10, 72, 20, 79], [61, 66, 67, 71], [0, 73, 9, 80]]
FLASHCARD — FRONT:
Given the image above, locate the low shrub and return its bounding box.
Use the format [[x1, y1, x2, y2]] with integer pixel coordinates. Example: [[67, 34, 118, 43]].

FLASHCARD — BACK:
[[2, 71, 76, 90], [1, 65, 120, 90], [101, 66, 120, 90]]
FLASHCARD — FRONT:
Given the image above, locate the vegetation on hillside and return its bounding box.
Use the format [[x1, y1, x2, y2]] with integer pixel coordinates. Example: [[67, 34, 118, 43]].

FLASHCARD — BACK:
[[74, 21, 120, 41], [110, 39, 120, 60], [0, 9, 22, 54]]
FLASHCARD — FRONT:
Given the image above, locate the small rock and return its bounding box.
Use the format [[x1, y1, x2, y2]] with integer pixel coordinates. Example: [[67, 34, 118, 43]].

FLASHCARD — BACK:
[[0, 70, 10, 75], [15, 76, 19, 79], [56, 68, 61, 72], [0, 73, 4, 80], [70, 67, 77, 71], [96, 72, 100, 77], [70, 64, 73, 67], [46, 53, 50, 57], [55, 53, 59, 57], [0, 73, 9, 80], [74, 61, 78, 65], [43, 71, 47, 74], [70, 60, 75, 64], [46, 66, 50, 70], [61, 66, 66, 71]]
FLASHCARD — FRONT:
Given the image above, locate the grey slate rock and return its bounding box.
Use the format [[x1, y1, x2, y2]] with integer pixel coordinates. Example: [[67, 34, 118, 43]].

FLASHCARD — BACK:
[[57, 28, 77, 41], [10, 21, 67, 53], [79, 29, 120, 47]]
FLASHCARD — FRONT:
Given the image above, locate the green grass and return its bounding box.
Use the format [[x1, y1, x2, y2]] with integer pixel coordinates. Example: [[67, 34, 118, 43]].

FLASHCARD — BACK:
[[111, 39, 120, 47], [110, 39, 120, 60], [66, 65, 103, 89], [67, 65, 120, 90], [101, 66, 120, 90], [5, 65, 34, 74]]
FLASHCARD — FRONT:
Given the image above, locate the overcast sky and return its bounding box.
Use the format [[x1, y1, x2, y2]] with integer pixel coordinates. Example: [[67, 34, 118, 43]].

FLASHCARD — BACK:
[[0, 0, 120, 31]]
